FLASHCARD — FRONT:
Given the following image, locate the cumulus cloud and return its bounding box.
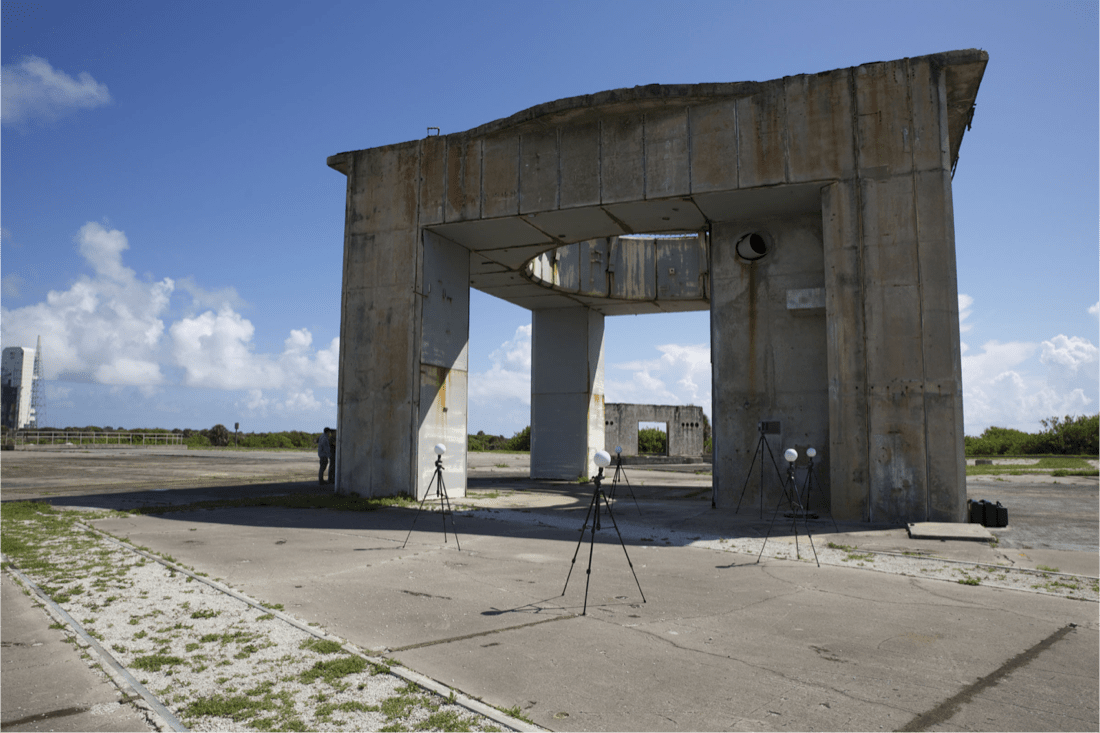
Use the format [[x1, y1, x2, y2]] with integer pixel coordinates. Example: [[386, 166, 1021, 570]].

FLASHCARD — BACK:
[[958, 294, 974, 333], [469, 324, 532, 405], [1089, 301, 1099, 319], [961, 306, 1098, 433], [2, 273, 25, 298], [607, 343, 711, 416], [2, 56, 112, 125], [0, 221, 339, 419]]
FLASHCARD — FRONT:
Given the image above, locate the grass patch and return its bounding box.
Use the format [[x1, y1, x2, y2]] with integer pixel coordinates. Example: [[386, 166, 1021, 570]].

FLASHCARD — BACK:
[[299, 638, 344, 654], [298, 655, 367, 685], [498, 705, 535, 725], [415, 709, 476, 731], [132, 653, 187, 672]]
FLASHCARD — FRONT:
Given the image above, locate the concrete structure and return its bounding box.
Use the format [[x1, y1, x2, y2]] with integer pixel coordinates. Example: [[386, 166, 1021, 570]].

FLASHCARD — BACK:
[[605, 403, 705, 457], [329, 49, 987, 522], [2, 346, 37, 430]]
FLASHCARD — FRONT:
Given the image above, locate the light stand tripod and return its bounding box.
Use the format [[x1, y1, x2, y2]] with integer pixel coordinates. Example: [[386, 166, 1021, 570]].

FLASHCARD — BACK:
[[797, 448, 838, 532], [606, 448, 642, 513], [757, 449, 819, 567], [562, 451, 645, 615], [735, 422, 790, 518], [402, 444, 460, 550]]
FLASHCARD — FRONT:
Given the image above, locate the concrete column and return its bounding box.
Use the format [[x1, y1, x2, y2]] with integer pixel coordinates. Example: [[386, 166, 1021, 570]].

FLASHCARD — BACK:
[[335, 144, 470, 500], [416, 231, 470, 499], [530, 307, 605, 479]]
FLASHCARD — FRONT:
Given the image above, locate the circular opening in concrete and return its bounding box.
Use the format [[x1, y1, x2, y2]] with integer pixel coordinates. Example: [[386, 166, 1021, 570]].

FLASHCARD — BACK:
[[736, 232, 769, 261]]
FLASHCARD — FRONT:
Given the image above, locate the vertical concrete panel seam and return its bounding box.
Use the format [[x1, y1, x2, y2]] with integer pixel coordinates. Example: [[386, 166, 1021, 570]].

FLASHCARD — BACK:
[[597, 119, 604, 205], [733, 96, 742, 187], [556, 126, 562, 210], [641, 113, 649, 200], [848, 67, 873, 522], [906, 58, 932, 522], [478, 136, 485, 220], [781, 79, 792, 183], [686, 105, 694, 194], [515, 134, 523, 216]]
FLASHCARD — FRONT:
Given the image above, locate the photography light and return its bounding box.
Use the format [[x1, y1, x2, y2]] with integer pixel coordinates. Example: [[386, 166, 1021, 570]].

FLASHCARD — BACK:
[[594, 450, 612, 468], [434, 443, 446, 456], [806, 447, 816, 459], [784, 448, 798, 463], [615, 446, 622, 454]]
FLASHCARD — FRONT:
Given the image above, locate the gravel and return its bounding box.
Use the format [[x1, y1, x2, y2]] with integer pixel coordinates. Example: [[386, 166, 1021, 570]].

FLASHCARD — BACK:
[[5, 516, 520, 732]]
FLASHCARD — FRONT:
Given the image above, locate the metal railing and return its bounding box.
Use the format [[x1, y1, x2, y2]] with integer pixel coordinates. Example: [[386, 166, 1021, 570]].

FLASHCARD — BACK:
[[8, 431, 184, 446]]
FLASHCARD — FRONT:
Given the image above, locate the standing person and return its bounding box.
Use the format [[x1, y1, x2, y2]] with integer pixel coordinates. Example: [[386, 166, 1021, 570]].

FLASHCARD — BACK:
[[317, 428, 332, 485], [327, 429, 337, 485]]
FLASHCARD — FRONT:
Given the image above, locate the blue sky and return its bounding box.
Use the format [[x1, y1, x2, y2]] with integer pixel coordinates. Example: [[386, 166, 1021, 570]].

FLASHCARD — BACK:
[[2, 0, 1096, 437]]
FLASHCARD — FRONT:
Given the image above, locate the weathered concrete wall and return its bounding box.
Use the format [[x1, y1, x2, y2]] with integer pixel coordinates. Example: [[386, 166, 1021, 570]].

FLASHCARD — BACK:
[[330, 50, 985, 522], [526, 234, 709, 314], [530, 307, 605, 479], [710, 215, 830, 512], [605, 403, 706, 457]]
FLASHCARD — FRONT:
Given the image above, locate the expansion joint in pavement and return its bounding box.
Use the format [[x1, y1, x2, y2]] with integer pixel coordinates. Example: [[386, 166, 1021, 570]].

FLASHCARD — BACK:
[[387, 613, 579, 652], [897, 623, 1079, 731]]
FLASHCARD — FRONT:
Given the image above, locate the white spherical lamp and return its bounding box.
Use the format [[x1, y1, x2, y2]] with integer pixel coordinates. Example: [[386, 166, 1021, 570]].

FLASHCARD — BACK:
[[594, 450, 612, 468], [784, 448, 798, 463], [434, 443, 447, 456], [806, 447, 816, 458]]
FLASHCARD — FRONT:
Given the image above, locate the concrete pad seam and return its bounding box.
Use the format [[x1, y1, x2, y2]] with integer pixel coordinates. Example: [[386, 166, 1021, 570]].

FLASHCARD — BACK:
[[2, 556, 185, 732], [387, 613, 580, 653], [76, 522, 544, 733], [897, 623, 1080, 731]]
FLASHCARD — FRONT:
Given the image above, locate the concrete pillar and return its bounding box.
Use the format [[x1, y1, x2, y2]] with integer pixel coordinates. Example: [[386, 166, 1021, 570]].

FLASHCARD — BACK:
[[530, 307, 605, 479], [334, 140, 469, 499], [416, 231, 469, 499]]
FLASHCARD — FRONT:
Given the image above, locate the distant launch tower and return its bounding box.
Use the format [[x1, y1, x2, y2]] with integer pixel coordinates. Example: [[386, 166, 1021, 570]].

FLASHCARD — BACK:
[[2, 336, 44, 429]]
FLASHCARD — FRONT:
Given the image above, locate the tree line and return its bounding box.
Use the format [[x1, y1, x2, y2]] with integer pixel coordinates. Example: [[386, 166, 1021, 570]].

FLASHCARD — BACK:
[[964, 414, 1098, 456]]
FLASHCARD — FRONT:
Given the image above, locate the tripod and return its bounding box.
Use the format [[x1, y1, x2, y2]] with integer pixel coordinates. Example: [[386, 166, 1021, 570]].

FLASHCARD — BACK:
[[798, 452, 838, 532], [735, 425, 790, 518], [757, 454, 819, 567], [562, 465, 645, 615], [606, 452, 642, 513], [402, 454, 460, 550]]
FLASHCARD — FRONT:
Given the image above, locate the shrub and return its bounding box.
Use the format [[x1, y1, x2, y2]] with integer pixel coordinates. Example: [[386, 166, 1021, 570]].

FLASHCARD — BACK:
[[208, 424, 231, 447], [505, 426, 530, 452], [638, 427, 667, 455]]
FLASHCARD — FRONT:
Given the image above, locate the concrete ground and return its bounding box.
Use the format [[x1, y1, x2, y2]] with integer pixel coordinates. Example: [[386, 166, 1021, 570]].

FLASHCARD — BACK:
[[2, 447, 1098, 731], [1, 572, 154, 732]]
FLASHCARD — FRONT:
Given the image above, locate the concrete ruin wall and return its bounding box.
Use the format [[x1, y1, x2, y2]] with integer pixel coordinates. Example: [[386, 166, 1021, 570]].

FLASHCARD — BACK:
[[605, 403, 706, 457], [328, 49, 987, 522]]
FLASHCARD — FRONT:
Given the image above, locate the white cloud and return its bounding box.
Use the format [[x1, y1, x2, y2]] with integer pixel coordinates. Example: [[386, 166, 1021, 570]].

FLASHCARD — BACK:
[[1089, 301, 1099, 319], [2, 273, 24, 298], [469, 324, 532, 405], [176, 276, 245, 312], [0, 222, 340, 419], [958, 293, 974, 333], [961, 327, 1098, 434], [607, 343, 711, 416], [2, 56, 111, 125]]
